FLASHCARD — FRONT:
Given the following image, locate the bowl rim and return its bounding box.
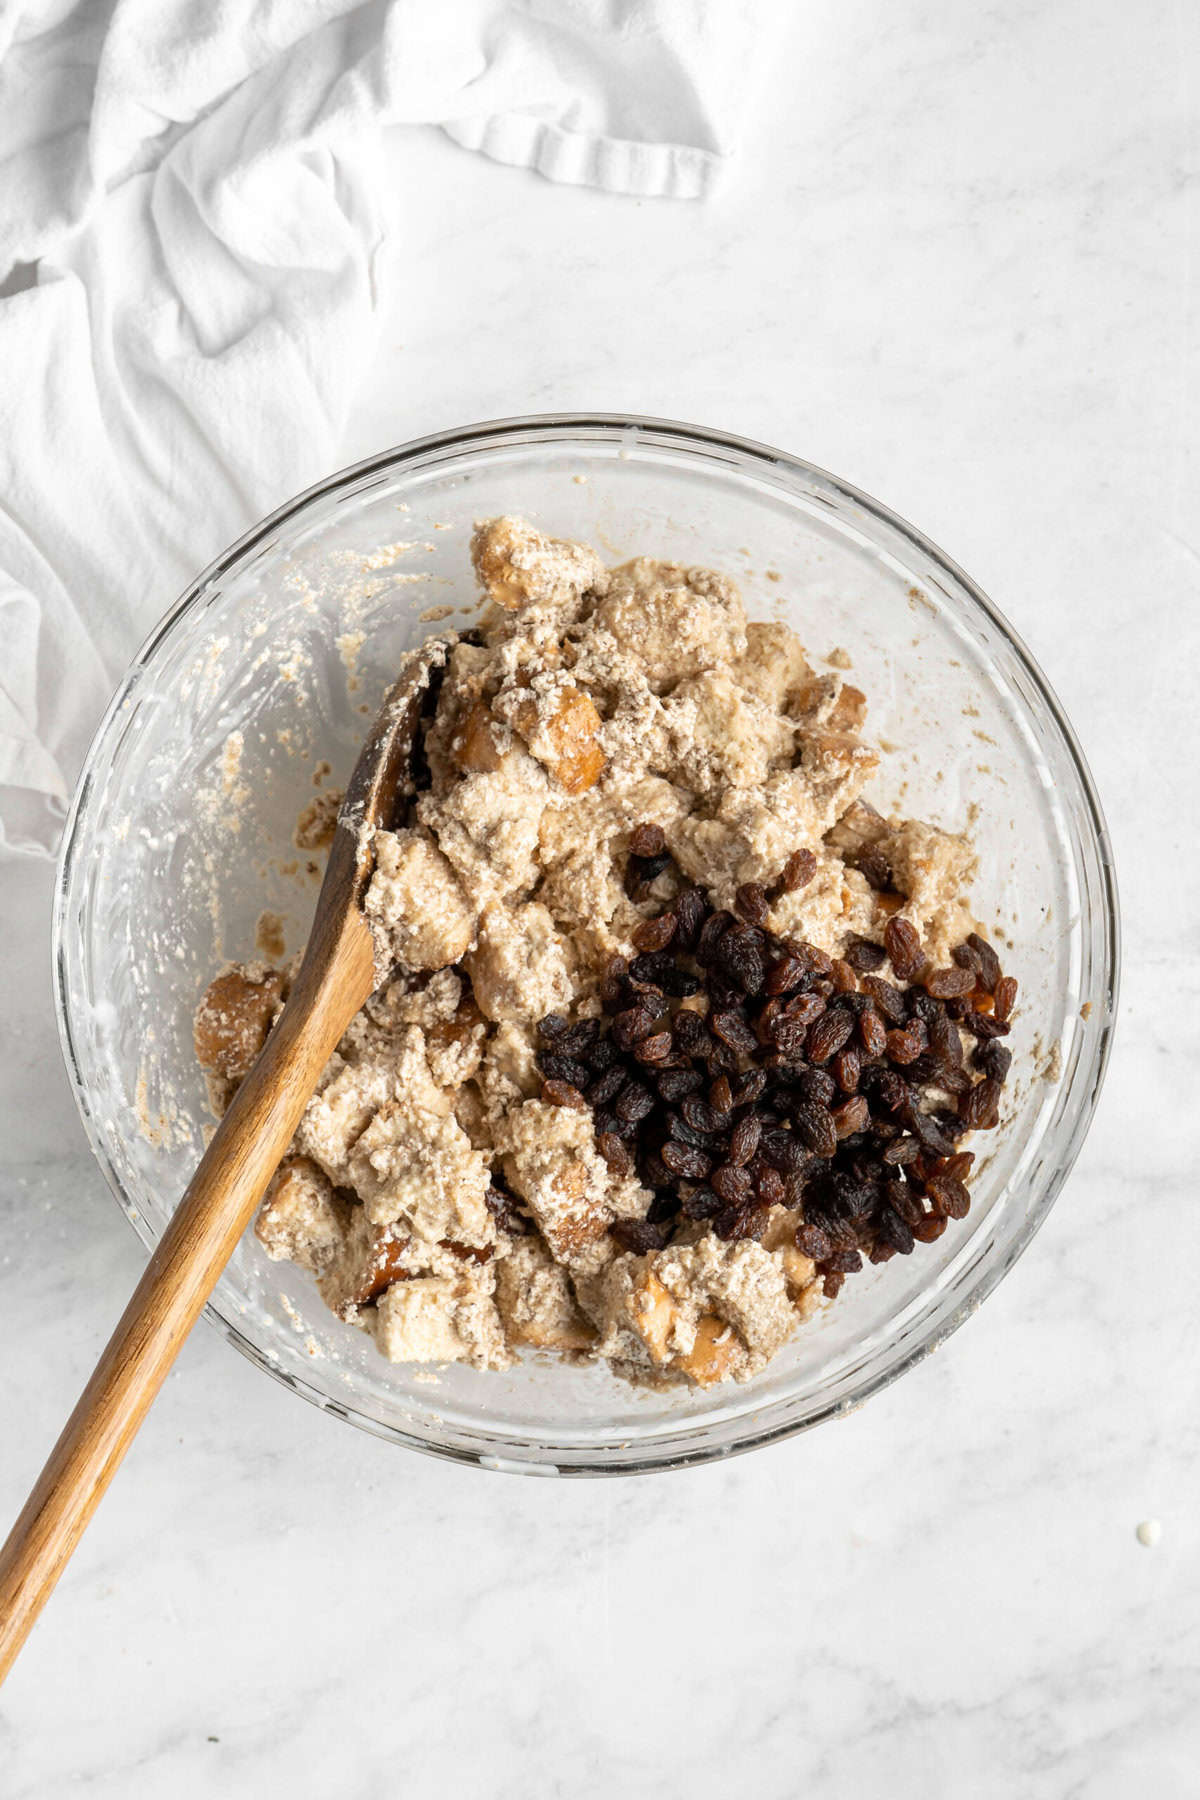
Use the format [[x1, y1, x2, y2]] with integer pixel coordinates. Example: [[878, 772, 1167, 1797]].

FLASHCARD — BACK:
[[53, 411, 1121, 1475]]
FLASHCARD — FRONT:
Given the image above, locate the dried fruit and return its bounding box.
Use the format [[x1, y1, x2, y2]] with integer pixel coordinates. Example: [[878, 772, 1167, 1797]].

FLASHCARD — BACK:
[[860, 975, 908, 1024], [734, 882, 771, 927], [994, 975, 1019, 1023], [884, 915, 926, 982], [923, 965, 977, 1000], [632, 913, 678, 954], [542, 1078, 588, 1110], [629, 822, 666, 858], [537, 1050, 591, 1088], [673, 886, 707, 948], [575, 868, 1016, 1305], [958, 1076, 1003, 1130], [660, 1140, 713, 1181], [611, 1219, 673, 1254], [775, 848, 817, 893], [806, 1009, 855, 1064], [793, 1103, 838, 1157], [615, 1081, 656, 1124], [845, 936, 887, 973], [966, 932, 1002, 992], [596, 1132, 633, 1177], [728, 1115, 762, 1167], [925, 1175, 971, 1219]]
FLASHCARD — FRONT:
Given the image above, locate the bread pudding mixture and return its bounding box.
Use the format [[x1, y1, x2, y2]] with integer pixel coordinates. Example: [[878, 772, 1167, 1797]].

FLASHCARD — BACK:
[[194, 518, 1015, 1388]]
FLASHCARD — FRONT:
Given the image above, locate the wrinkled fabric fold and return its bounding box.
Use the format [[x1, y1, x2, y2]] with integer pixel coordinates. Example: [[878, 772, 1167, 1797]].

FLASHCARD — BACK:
[[0, 0, 779, 857]]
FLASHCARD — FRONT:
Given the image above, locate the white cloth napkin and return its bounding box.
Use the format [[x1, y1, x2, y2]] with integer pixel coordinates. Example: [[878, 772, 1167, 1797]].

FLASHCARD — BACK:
[[0, 0, 779, 858]]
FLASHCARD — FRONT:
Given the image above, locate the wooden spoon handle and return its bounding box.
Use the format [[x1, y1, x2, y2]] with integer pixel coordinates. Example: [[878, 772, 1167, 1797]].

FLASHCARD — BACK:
[[0, 921, 374, 1684]]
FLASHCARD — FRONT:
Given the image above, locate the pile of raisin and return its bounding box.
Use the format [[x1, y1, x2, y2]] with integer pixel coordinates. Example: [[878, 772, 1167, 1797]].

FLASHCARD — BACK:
[[535, 830, 1017, 1300]]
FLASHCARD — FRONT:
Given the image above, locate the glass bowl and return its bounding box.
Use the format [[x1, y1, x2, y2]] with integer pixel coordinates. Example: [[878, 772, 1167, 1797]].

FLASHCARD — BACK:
[[53, 415, 1119, 1476]]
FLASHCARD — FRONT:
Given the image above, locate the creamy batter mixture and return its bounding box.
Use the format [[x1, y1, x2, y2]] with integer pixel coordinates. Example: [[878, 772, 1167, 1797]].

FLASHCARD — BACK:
[[194, 518, 989, 1388]]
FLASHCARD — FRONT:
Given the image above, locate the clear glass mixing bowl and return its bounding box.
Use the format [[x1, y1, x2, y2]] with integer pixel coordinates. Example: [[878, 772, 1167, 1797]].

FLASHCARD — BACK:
[[53, 415, 1119, 1475]]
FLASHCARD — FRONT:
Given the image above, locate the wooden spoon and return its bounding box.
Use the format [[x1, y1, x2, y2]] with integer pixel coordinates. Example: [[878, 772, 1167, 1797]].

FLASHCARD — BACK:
[[0, 637, 452, 1683]]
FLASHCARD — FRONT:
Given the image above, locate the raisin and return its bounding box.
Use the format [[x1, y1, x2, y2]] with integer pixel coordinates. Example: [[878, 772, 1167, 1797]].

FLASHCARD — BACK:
[[928, 1010, 963, 1067], [851, 847, 893, 892], [882, 1135, 920, 1166], [806, 1010, 855, 1064], [632, 913, 677, 954], [860, 975, 908, 1024], [639, 1149, 672, 1189], [761, 1128, 810, 1175], [615, 1081, 656, 1124], [600, 972, 629, 1015], [673, 886, 708, 949], [875, 1205, 915, 1254], [610, 1218, 672, 1254], [793, 1103, 838, 1157], [994, 975, 1018, 1023], [924, 965, 977, 999], [629, 821, 666, 858], [962, 1009, 1011, 1040], [734, 882, 771, 927], [537, 1051, 591, 1087], [925, 1175, 971, 1219], [796, 1067, 837, 1108], [729, 1115, 762, 1167], [587, 1066, 627, 1107], [832, 1047, 861, 1092], [765, 952, 807, 996], [959, 1077, 1003, 1130], [681, 1186, 723, 1220], [612, 1006, 655, 1051], [536, 1013, 571, 1041], [795, 1222, 832, 1260], [731, 1069, 768, 1109], [859, 1006, 888, 1058], [832, 1096, 870, 1138], [711, 1164, 754, 1204], [681, 1094, 720, 1135], [911, 1210, 948, 1243], [712, 1199, 770, 1242], [830, 959, 859, 994], [884, 915, 926, 982], [845, 936, 887, 973], [885, 1028, 923, 1066], [973, 1040, 1013, 1081], [660, 1140, 713, 1181], [633, 1031, 673, 1066], [717, 925, 767, 996], [542, 1078, 588, 1109], [667, 1113, 711, 1152], [754, 1165, 786, 1208], [629, 952, 671, 989], [859, 1064, 908, 1112], [951, 940, 982, 976], [696, 910, 734, 965], [656, 1066, 705, 1102], [776, 848, 817, 893], [966, 932, 1002, 993], [596, 1132, 633, 1176], [933, 1150, 975, 1181], [664, 966, 704, 999], [711, 1010, 758, 1055]]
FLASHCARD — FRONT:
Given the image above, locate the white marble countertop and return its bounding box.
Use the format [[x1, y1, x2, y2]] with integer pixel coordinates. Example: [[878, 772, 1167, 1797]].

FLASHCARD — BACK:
[[2, 6, 1196, 1796]]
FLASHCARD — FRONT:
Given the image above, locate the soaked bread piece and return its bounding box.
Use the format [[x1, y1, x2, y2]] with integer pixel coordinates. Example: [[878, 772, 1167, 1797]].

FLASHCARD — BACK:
[[193, 516, 985, 1387]]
